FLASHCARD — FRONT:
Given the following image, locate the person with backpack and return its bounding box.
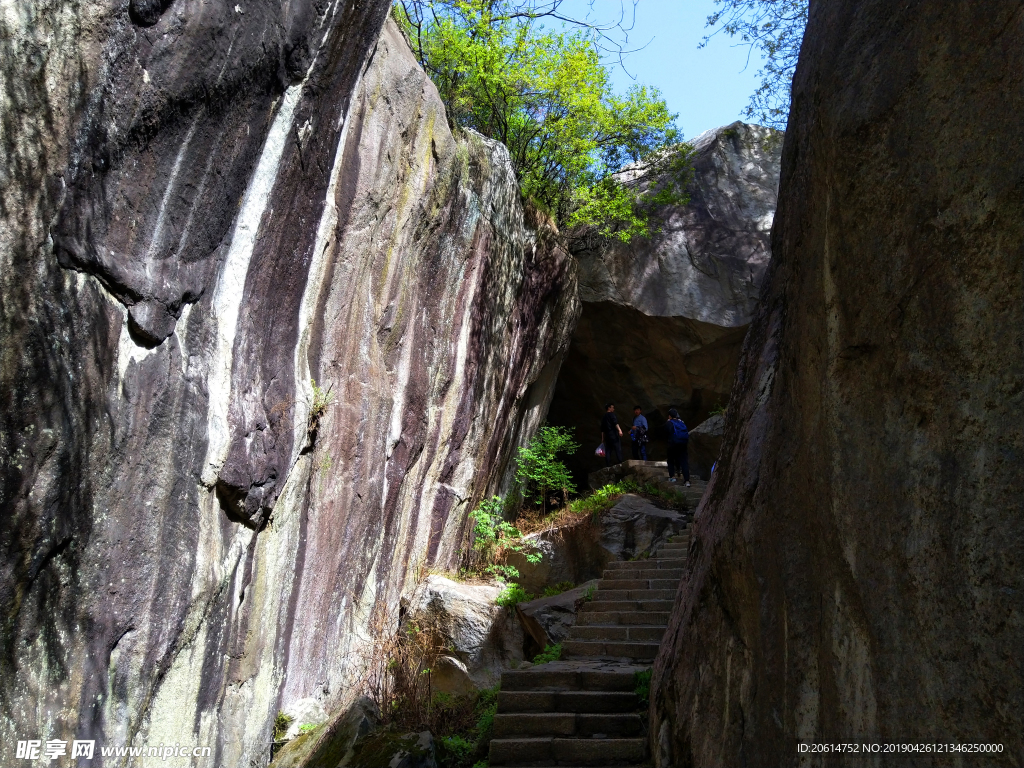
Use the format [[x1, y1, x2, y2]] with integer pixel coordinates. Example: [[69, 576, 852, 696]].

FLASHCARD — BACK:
[[630, 405, 649, 461], [600, 403, 623, 466], [665, 408, 690, 486]]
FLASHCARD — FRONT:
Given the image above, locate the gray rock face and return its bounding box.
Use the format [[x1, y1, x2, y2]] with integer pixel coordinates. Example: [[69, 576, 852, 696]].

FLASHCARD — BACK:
[[548, 122, 782, 481], [578, 122, 782, 324], [651, 3, 1023, 765], [403, 576, 525, 694], [0, 6, 576, 766], [688, 413, 724, 480], [516, 580, 600, 651], [507, 494, 686, 594]]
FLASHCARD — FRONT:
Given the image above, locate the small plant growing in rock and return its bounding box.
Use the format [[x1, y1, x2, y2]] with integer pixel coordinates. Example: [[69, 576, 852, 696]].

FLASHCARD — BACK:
[[541, 581, 576, 597], [532, 643, 562, 664], [495, 583, 533, 607], [469, 496, 541, 582], [297, 723, 317, 735], [307, 378, 334, 436], [583, 584, 597, 602], [273, 711, 294, 742], [634, 669, 652, 707]]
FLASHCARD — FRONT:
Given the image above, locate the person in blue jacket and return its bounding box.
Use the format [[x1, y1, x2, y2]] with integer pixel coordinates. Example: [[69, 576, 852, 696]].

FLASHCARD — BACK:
[[629, 405, 649, 461], [665, 408, 690, 486]]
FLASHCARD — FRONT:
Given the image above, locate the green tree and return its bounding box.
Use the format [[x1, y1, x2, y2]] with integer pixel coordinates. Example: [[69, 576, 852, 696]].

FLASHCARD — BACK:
[[703, 0, 808, 130], [514, 425, 578, 514], [395, 0, 691, 242]]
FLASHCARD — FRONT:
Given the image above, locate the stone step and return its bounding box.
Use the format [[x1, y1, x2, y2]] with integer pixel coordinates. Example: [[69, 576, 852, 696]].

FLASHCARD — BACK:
[[585, 588, 676, 601], [498, 690, 639, 713], [605, 558, 685, 570], [489, 737, 646, 766], [577, 610, 670, 626], [568, 625, 666, 642], [601, 568, 684, 581], [492, 712, 645, 738], [563, 639, 661, 661], [599, 578, 679, 591], [582, 599, 674, 612], [500, 663, 646, 692]]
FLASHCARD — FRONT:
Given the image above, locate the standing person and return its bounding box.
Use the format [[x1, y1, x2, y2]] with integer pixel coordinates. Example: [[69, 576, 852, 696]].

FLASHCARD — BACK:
[[600, 403, 623, 466], [665, 408, 690, 486], [630, 405, 649, 461]]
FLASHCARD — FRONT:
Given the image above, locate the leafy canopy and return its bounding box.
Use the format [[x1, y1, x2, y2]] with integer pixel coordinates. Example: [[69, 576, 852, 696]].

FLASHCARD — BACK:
[[703, 0, 808, 130], [395, 0, 692, 241]]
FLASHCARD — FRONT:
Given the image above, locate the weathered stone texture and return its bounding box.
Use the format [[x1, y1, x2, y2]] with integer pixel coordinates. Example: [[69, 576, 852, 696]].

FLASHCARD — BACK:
[[548, 122, 781, 479], [651, 3, 1023, 766], [0, 4, 576, 766]]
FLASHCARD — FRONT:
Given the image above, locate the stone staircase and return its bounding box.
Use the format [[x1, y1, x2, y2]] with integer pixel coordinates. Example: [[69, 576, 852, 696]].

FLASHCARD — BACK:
[[489, 469, 706, 767]]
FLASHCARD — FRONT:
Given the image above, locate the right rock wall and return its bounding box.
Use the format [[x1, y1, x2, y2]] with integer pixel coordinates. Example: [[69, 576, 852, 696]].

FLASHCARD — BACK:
[[651, 2, 1023, 765]]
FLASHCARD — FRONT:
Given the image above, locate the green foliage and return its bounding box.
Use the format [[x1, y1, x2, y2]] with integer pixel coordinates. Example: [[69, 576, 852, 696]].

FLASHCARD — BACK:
[[568, 478, 686, 518], [307, 378, 334, 435], [532, 643, 562, 664], [495, 583, 534, 607], [469, 496, 541, 582], [515, 425, 579, 514], [634, 669, 652, 707], [704, 0, 808, 129], [432, 686, 499, 768], [298, 723, 318, 735], [708, 403, 727, 417], [541, 581, 576, 598], [273, 711, 294, 742], [583, 583, 597, 602], [395, 0, 691, 241]]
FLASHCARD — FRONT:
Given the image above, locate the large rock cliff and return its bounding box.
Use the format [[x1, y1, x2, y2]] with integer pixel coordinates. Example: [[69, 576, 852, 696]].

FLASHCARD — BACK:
[[0, 3, 576, 765], [548, 122, 781, 475], [651, 2, 1023, 765]]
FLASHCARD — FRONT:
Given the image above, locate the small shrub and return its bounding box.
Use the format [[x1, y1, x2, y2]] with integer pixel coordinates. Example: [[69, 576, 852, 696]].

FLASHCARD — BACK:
[[634, 669, 652, 707], [307, 378, 334, 435], [583, 584, 597, 602], [532, 644, 562, 664], [495, 583, 534, 608], [541, 581, 576, 598], [298, 723, 317, 735], [709, 404, 727, 417], [468, 496, 541, 582], [273, 711, 293, 742]]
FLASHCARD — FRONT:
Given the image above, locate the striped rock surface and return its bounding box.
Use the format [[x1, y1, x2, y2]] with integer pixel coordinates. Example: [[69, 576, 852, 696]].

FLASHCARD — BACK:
[[0, 4, 576, 765]]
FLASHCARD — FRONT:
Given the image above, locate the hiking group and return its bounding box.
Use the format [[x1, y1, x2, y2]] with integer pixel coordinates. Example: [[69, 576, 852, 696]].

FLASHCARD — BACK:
[[598, 403, 691, 486]]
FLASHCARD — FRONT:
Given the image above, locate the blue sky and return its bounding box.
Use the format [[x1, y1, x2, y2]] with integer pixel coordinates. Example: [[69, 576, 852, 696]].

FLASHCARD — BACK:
[[561, 0, 767, 139]]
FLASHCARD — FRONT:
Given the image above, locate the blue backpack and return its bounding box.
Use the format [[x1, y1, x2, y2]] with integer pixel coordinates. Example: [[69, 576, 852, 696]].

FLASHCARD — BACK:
[[667, 419, 688, 444]]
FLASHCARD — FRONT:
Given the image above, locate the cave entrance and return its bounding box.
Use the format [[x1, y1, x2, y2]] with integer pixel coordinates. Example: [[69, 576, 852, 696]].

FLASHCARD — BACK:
[[546, 301, 747, 489]]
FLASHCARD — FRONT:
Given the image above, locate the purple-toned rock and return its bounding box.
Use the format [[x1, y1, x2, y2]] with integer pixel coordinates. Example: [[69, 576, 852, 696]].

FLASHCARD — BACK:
[[0, 6, 576, 765]]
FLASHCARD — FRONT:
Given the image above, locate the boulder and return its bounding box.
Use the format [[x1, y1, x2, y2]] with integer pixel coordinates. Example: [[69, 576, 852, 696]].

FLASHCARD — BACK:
[[547, 122, 782, 485], [271, 696, 377, 768], [282, 698, 329, 741], [651, 3, 1024, 765], [343, 730, 437, 768], [688, 413, 724, 480], [507, 494, 686, 594], [403, 576, 524, 695], [516, 580, 600, 652]]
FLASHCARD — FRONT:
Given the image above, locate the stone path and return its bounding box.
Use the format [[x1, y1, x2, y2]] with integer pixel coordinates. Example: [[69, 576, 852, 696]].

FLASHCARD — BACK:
[[489, 468, 707, 767]]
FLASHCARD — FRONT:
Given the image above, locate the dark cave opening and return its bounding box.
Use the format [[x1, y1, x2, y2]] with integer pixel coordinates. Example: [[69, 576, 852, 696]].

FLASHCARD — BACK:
[[545, 300, 749, 490]]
